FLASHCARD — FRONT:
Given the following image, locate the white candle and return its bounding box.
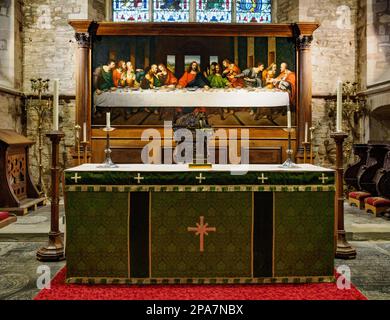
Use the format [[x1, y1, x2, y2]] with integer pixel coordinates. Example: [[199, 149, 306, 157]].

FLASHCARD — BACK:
[[106, 112, 111, 129], [53, 79, 59, 131], [287, 111, 291, 129], [83, 122, 87, 142], [304, 122, 308, 143], [336, 80, 343, 132]]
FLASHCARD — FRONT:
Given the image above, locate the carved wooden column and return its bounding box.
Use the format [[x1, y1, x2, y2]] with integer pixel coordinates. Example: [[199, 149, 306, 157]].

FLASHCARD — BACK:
[[75, 31, 91, 143], [296, 34, 313, 162]]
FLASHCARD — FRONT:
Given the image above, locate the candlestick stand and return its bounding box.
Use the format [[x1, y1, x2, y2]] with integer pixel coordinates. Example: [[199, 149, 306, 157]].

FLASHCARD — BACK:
[[37, 131, 65, 261], [330, 131, 356, 259], [98, 127, 118, 168], [80, 141, 89, 164], [74, 125, 81, 165], [280, 128, 299, 168], [302, 142, 310, 164]]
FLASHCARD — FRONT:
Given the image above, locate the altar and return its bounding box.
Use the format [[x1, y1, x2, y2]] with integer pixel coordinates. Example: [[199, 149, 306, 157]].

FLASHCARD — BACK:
[[64, 164, 335, 284]]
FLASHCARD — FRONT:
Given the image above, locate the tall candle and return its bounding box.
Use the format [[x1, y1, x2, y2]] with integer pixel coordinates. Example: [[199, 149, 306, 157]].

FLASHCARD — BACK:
[[336, 80, 343, 132], [304, 122, 308, 143], [83, 122, 87, 143], [53, 79, 59, 131], [287, 111, 291, 129], [106, 112, 111, 129]]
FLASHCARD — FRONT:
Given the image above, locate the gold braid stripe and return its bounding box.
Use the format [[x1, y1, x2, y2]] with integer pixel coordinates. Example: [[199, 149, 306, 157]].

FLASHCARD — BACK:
[[66, 275, 335, 285], [65, 185, 335, 193]]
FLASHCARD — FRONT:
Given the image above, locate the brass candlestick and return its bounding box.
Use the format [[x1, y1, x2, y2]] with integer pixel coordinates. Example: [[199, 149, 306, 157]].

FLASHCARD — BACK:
[[37, 130, 65, 262], [74, 125, 81, 165], [28, 78, 51, 196], [80, 141, 89, 164], [330, 131, 356, 259], [309, 126, 315, 164], [280, 128, 299, 168], [302, 142, 310, 164], [98, 126, 118, 168]]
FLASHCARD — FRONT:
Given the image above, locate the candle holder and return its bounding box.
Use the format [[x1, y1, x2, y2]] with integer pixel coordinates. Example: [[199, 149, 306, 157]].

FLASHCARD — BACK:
[[331, 131, 356, 259], [80, 141, 89, 164], [74, 125, 81, 165], [280, 128, 299, 168], [302, 142, 310, 164], [98, 126, 118, 168], [37, 130, 65, 261]]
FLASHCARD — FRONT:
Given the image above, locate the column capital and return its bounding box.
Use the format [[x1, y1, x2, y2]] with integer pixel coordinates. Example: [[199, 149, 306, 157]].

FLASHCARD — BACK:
[[75, 32, 91, 48], [296, 35, 313, 50]]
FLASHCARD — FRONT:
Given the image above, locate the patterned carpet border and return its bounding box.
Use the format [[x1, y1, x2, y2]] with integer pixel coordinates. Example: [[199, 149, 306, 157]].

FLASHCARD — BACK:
[[34, 267, 367, 300]]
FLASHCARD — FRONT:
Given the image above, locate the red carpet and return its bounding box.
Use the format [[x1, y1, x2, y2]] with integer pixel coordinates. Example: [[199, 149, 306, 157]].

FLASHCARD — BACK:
[[35, 268, 367, 300]]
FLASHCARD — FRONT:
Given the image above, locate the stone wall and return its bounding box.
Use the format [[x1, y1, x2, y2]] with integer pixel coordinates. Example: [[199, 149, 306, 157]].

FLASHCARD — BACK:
[[0, 90, 24, 134], [21, 0, 106, 187]]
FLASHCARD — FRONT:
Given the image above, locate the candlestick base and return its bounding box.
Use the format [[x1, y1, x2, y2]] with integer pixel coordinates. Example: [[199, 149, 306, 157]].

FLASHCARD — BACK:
[[279, 128, 299, 169]]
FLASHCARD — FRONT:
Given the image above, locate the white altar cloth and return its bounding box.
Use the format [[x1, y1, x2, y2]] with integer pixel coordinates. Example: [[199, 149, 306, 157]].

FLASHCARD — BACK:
[[66, 164, 333, 173], [93, 88, 290, 108]]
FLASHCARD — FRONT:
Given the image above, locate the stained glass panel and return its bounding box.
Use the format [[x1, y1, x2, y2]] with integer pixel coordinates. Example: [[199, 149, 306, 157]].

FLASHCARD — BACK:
[[112, 0, 150, 22], [196, 0, 232, 23], [236, 0, 272, 23], [153, 0, 190, 22]]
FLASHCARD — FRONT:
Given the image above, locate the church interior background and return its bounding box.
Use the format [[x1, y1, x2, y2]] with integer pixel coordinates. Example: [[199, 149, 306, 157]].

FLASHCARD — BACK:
[[0, 0, 390, 301]]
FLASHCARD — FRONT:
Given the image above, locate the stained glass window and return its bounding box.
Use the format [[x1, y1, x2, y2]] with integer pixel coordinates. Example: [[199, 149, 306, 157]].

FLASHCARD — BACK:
[[236, 0, 272, 23], [112, 0, 150, 22], [196, 0, 232, 23], [153, 0, 190, 22]]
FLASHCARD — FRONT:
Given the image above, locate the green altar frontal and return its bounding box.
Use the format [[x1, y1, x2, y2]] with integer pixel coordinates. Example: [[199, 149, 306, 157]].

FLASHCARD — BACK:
[[64, 164, 335, 284]]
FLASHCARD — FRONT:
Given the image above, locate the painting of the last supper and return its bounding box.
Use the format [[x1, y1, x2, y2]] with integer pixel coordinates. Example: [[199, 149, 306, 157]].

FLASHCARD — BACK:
[[92, 35, 296, 127]]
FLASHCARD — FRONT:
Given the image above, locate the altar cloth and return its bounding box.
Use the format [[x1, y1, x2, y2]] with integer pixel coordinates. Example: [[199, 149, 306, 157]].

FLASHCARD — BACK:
[[94, 88, 290, 108], [64, 164, 335, 284]]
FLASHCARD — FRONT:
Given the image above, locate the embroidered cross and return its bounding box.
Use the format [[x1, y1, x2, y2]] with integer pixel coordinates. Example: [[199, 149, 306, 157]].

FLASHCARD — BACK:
[[187, 216, 216, 252], [71, 173, 82, 183], [258, 173, 269, 184], [195, 173, 206, 184], [134, 173, 144, 184], [319, 173, 329, 184]]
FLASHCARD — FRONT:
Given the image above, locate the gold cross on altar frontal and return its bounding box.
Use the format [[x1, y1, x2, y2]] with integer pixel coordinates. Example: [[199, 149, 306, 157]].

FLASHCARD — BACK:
[[187, 216, 216, 253], [71, 173, 82, 183], [258, 173, 269, 184], [134, 173, 144, 184], [319, 173, 329, 184], [195, 173, 206, 184]]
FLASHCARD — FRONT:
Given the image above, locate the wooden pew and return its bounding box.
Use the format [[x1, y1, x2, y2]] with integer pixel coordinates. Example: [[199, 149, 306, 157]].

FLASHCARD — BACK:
[[345, 144, 369, 190], [357, 144, 388, 195]]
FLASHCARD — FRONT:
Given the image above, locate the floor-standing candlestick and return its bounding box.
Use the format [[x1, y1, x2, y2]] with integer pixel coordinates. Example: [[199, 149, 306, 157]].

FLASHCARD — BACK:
[[37, 131, 65, 261], [330, 131, 356, 259]]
